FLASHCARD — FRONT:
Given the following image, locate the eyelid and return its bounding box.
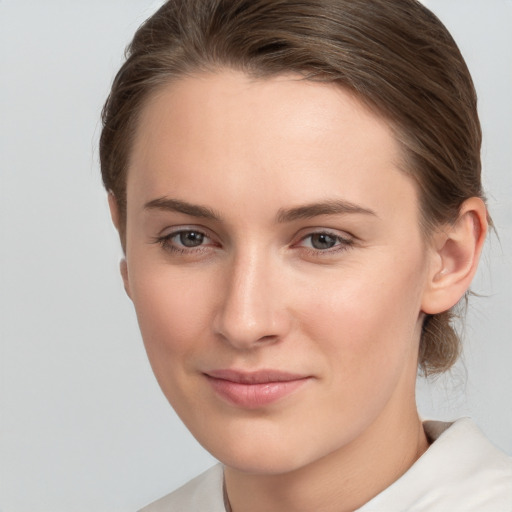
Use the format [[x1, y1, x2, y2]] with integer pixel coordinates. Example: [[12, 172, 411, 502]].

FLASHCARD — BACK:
[[293, 227, 355, 254], [173, 229, 212, 245], [152, 225, 220, 253], [295, 227, 354, 243], [156, 224, 216, 240]]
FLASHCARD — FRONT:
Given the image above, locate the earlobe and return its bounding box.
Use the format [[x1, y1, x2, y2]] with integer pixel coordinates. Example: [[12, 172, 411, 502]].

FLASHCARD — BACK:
[[120, 258, 132, 299], [421, 197, 488, 315]]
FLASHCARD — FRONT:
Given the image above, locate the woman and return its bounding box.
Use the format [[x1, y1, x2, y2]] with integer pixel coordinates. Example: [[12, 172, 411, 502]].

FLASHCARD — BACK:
[[100, 0, 512, 510]]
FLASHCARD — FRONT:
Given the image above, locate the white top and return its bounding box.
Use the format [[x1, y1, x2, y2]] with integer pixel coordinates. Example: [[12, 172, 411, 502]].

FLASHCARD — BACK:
[[139, 418, 512, 511]]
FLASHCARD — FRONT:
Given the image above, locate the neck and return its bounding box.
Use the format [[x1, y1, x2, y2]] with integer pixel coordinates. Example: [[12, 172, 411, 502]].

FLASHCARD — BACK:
[[224, 401, 429, 512]]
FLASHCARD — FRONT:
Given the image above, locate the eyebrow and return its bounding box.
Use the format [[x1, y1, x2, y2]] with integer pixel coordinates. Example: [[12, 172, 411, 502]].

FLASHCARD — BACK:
[[144, 197, 222, 220], [144, 196, 376, 223], [276, 200, 377, 223]]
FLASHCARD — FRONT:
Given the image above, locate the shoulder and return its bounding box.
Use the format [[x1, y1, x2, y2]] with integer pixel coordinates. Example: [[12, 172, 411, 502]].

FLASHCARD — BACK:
[[358, 418, 512, 511], [138, 464, 226, 512]]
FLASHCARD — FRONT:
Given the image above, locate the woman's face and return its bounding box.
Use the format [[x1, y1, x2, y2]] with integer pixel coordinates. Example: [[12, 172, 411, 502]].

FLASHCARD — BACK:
[[121, 71, 434, 473]]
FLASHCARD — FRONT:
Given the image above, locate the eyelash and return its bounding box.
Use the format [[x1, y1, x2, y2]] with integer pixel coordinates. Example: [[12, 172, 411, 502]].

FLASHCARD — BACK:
[[152, 229, 355, 257], [153, 229, 214, 255], [296, 231, 355, 256]]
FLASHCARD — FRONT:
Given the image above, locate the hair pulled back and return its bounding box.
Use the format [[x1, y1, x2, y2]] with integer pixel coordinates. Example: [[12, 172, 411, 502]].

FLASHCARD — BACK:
[[100, 0, 486, 375]]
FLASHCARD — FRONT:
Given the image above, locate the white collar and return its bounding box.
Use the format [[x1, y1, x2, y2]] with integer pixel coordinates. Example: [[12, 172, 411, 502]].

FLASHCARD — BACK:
[[357, 418, 512, 511]]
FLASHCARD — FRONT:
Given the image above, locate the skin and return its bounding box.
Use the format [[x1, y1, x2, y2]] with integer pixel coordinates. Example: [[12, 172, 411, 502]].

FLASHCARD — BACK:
[[110, 71, 487, 512]]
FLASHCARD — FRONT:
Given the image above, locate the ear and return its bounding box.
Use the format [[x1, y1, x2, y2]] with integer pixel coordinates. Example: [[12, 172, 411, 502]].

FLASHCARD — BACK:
[[119, 258, 132, 299], [421, 197, 488, 315], [107, 191, 121, 231], [107, 192, 132, 299]]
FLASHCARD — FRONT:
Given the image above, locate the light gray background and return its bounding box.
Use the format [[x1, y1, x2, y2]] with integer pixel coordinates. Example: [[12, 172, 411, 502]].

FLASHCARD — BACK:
[[0, 1, 511, 511]]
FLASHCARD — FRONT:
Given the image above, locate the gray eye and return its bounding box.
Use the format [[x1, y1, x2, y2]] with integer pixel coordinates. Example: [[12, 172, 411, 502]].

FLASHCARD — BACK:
[[178, 231, 205, 247], [310, 233, 337, 250]]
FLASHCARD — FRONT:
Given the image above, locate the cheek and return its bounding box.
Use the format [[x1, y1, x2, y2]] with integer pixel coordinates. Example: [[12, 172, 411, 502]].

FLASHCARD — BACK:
[[299, 252, 426, 377], [288, 258, 426, 448], [128, 260, 217, 378]]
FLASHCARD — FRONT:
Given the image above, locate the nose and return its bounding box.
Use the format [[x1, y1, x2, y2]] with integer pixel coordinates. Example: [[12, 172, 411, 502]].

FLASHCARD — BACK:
[[212, 249, 291, 350]]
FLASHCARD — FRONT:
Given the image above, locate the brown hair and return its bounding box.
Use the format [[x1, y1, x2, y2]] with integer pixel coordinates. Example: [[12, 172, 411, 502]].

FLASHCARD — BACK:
[[100, 0, 486, 375]]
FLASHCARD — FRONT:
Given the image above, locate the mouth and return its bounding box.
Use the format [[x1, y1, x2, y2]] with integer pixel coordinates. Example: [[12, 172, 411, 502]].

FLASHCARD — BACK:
[[204, 369, 311, 409]]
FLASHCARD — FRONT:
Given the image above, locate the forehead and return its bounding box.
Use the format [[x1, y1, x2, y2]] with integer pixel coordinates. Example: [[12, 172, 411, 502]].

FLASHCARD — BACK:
[[127, 70, 418, 221]]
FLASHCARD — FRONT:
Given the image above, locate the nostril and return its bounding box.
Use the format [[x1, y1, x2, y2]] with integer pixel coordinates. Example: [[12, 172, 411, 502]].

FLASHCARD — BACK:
[[215, 330, 281, 350], [257, 334, 279, 344]]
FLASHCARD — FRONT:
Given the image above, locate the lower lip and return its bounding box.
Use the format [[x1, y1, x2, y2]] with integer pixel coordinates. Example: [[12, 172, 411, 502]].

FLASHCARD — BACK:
[[206, 376, 309, 409]]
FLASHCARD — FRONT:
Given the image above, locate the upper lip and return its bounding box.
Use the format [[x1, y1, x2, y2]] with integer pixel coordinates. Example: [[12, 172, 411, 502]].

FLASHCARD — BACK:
[[205, 369, 310, 384]]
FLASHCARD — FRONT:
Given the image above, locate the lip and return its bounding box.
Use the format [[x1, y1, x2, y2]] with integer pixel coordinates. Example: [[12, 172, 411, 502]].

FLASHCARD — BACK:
[[204, 369, 311, 409]]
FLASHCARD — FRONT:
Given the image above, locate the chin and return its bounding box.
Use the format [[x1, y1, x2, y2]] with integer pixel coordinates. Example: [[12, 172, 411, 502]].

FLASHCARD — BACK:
[[195, 419, 336, 476], [217, 446, 312, 475]]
